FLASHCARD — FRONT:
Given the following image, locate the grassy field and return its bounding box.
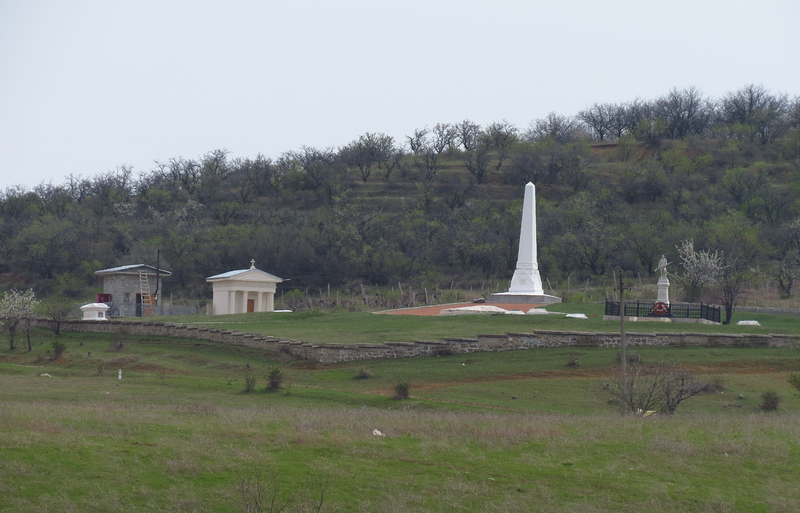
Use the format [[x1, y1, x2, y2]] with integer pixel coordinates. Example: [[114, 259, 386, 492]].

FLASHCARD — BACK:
[[1, 318, 799, 512], [161, 303, 800, 345]]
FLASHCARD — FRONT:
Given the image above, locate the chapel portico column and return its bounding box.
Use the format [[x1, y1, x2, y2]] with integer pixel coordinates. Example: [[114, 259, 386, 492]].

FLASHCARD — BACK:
[[227, 290, 235, 315]]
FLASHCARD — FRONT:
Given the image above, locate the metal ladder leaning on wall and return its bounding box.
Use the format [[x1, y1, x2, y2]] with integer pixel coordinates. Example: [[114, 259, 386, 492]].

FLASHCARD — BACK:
[[138, 271, 155, 316]]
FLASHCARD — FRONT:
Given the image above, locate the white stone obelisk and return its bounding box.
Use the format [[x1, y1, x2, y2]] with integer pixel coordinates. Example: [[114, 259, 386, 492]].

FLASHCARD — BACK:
[[490, 182, 561, 304], [508, 182, 544, 294]]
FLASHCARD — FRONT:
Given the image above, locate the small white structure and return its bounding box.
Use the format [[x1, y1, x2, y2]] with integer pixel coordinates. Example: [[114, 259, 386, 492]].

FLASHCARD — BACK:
[[438, 305, 509, 316], [206, 260, 283, 315], [80, 303, 110, 321]]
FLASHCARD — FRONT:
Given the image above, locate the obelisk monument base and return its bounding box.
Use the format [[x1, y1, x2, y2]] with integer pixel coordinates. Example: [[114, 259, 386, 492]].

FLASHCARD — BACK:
[[489, 291, 562, 304]]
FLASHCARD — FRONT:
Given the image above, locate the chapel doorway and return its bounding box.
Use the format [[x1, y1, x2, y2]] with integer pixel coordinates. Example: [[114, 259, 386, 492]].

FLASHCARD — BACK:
[[247, 299, 255, 313]]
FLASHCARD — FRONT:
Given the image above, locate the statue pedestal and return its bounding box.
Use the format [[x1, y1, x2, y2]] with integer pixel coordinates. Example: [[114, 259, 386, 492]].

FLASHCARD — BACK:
[[489, 292, 562, 304], [657, 276, 670, 305]]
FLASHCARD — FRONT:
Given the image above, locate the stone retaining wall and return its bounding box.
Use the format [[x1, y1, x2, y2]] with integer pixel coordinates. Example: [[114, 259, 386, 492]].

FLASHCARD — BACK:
[[735, 306, 800, 316], [39, 319, 800, 364]]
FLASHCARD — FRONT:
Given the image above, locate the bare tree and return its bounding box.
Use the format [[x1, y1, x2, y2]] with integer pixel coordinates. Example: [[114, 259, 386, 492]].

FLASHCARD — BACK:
[[161, 156, 201, 195], [524, 112, 580, 143], [720, 84, 791, 144], [430, 123, 458, 154], [707, 212, 761, 324], [578, 103, 615, 141], [653, 86, 713, 139], [609, 361, 709, 416], [382, 146, 405, 181], [790, 96, 800, 129], [768, 218, 800, 297], [340, 132, 397, 183], [406, 127, 429, 154], [243, 154, 283, 196], [290, 146, 348, 201], [606, 103, 629, 139], [413, 145, 442, 181], [484, 120, 518, 149], [38, 295, 75, 337], [772, 251, 800, 298], [463, 140, 492, 184], [456, 119, 482, 150], [621, 98, 654, 135], [715, 255, 755, 325]]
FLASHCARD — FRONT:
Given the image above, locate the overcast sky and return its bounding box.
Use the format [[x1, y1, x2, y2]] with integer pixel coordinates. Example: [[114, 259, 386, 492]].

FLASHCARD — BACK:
[[1, 0, 798, 191]]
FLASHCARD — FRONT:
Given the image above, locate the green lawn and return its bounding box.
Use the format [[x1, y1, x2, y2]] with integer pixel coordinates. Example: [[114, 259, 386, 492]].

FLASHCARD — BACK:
[[1, 323, 799, 512], [158, 304, 800, 345]]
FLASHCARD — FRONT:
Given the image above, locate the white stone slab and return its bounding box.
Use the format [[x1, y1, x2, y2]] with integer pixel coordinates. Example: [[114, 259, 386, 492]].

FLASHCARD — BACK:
[[527, 308, 550, 315], [565, 313, 588, 319], [438, 305, 508, 316]]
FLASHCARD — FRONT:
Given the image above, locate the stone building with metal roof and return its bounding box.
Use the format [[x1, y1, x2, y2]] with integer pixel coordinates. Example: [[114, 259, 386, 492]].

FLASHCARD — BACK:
[[95, 264, 171, 317]]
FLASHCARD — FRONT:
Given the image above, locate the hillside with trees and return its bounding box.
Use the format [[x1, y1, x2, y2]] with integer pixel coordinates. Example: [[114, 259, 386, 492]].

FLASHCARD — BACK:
[[1, 84, 799, 314]]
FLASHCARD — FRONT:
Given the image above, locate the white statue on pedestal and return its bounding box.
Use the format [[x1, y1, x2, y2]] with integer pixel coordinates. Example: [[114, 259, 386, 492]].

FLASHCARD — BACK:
[[655, 254, 670, 305]]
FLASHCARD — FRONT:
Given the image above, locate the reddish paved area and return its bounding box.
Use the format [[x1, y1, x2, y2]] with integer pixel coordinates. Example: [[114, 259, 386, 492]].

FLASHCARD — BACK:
[[378, 302, 548, 316]]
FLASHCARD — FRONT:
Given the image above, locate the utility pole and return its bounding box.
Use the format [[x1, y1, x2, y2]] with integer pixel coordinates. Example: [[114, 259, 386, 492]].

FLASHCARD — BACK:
[[619, 271, 627, 381]]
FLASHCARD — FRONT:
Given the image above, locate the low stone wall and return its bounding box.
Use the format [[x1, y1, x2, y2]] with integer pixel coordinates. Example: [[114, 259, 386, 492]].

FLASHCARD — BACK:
[[38, 319, 800, 365], [736, 306, 800, 316]]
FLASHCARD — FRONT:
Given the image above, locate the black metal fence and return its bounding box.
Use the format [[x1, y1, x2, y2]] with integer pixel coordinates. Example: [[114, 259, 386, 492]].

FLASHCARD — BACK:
[[605, 300, 721, 324]]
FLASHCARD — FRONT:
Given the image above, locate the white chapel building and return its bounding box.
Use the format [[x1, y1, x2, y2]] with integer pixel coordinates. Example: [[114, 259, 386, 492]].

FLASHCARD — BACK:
[[206, 260, 283, 315]]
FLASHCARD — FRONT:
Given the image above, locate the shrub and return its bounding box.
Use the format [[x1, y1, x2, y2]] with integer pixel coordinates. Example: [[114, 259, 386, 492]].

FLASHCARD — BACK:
[[393, 382, 410, 400], [789, 373, 800, 395], [354, 368, 373, 380], [760, 390, 781, 411], [267, 367, 284, 390], [566, 358, 579, 367], [242, 372, 257, 393], [616, 351, 641, 364], [51, 340, 66, 359], [706, 377, 726, 394]]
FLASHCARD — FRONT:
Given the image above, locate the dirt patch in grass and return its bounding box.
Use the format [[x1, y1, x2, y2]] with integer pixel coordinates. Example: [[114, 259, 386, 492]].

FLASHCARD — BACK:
[[379, 358, 795, 394], [103, 355, 141, 367], [129, 362, 185, 374], [406, 370, 613, 393], [0, 354, 26, 363], [681, 359, 797, 374]]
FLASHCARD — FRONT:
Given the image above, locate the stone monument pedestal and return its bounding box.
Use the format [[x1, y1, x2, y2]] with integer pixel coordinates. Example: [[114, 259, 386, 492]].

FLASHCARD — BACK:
[[657, 276, 670, 305], [80, 303, 110, 321], [488, 292, 562, 304]]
